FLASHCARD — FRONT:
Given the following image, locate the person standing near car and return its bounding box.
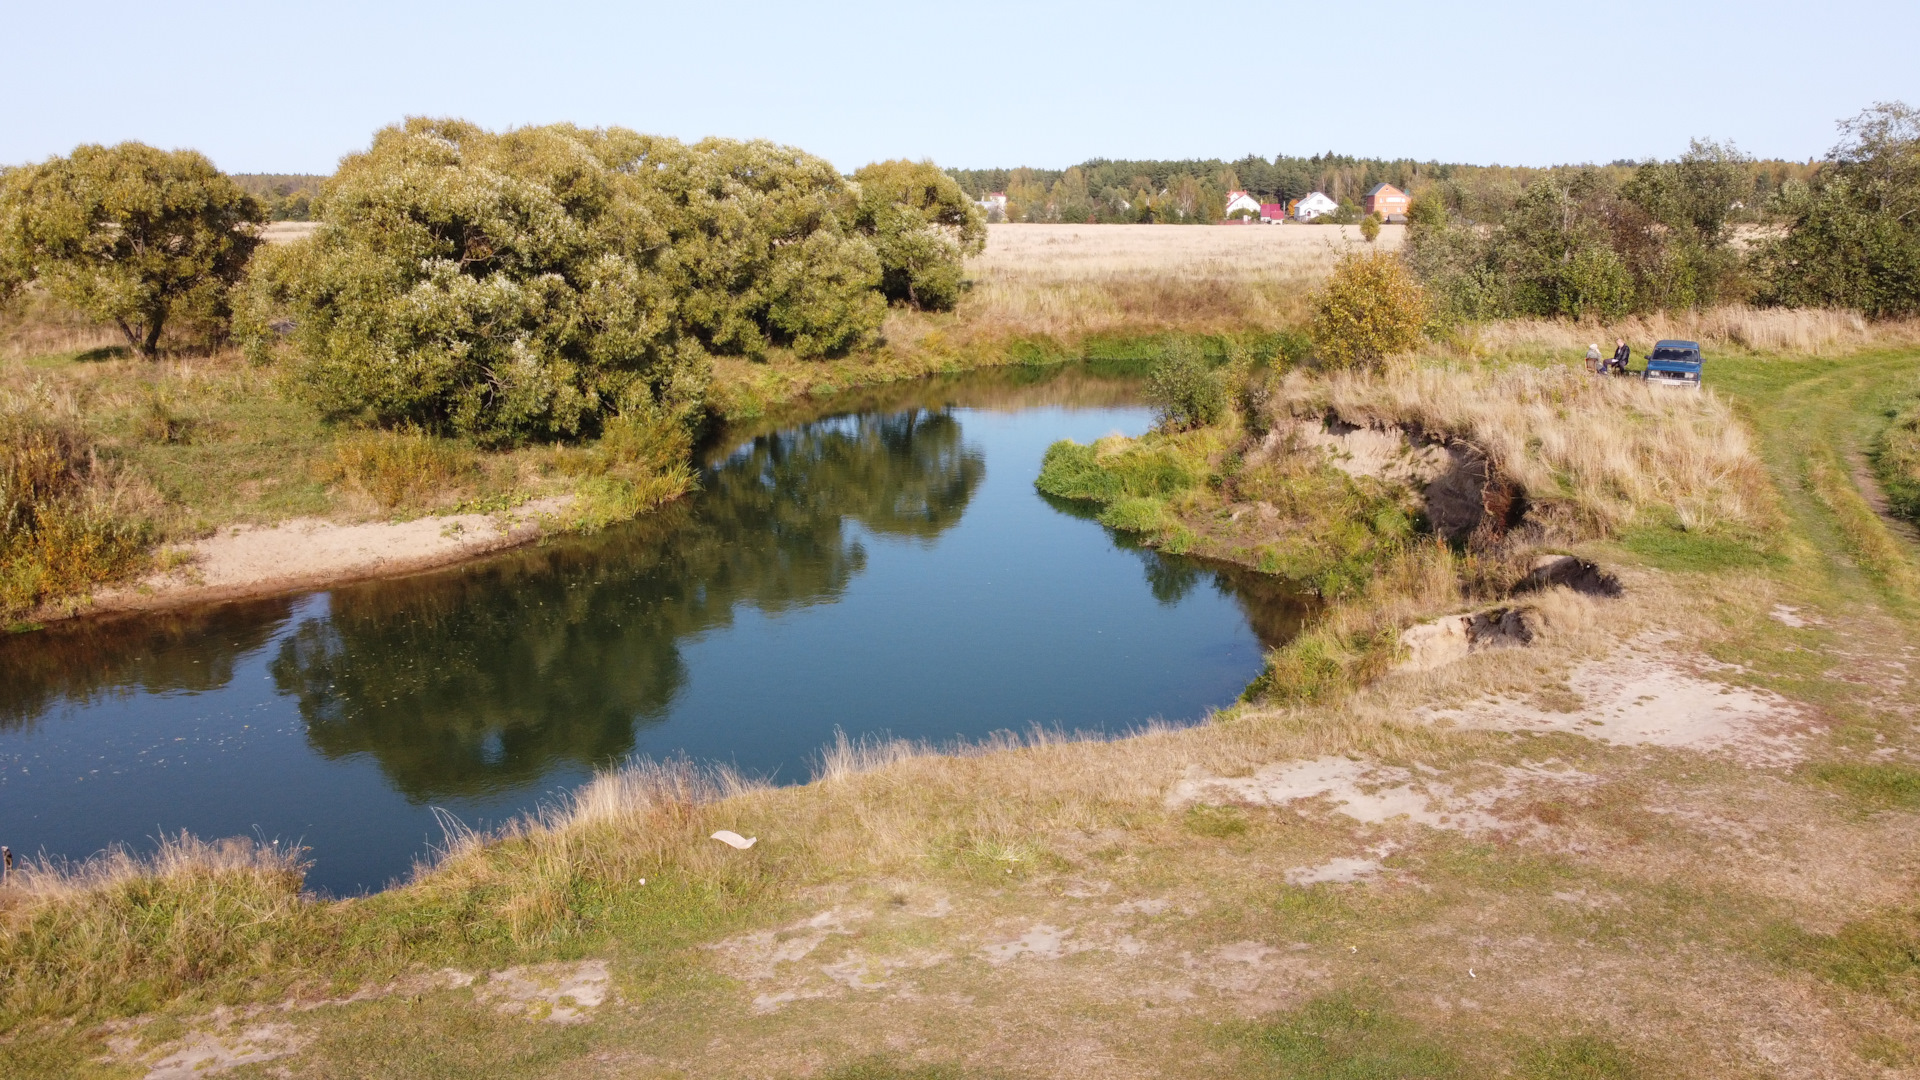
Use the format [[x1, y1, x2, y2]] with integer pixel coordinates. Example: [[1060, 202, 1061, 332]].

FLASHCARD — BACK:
[[1609, 339, 1631, 374]]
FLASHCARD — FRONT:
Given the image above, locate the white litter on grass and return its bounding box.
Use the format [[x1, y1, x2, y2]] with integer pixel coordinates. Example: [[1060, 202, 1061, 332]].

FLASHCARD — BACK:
[[711, 830, 757, 849], [1771, 605, 1809, 628]]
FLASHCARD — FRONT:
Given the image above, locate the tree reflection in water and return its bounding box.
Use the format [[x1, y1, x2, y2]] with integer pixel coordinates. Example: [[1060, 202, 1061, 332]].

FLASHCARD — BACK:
[[0, 597, 295, 732], [268, 409, 987, 802]]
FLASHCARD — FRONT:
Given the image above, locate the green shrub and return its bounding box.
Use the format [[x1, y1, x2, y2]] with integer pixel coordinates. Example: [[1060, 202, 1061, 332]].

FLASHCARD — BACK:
[[243, 121, 980, 444], [1359, 213, 1382, 243], [1757, 103, 1920, 318], [1311, 249, 1428, 370], [0, 142, 262, 357], [1145, 340, 1225, 430]]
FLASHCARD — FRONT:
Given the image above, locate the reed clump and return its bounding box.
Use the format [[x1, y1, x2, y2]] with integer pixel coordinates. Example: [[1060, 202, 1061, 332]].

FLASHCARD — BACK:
[[0, 835, 314, 1021], [544, 412, 698, 532], [316, 430, 478, 512]]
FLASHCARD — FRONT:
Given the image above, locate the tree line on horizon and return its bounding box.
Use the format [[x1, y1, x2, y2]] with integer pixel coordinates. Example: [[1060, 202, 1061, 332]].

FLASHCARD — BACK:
[[946, 153, 1822, 226]]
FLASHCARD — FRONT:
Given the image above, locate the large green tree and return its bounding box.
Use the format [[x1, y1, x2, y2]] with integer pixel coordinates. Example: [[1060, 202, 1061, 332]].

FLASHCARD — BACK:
[[244, 120, 975, 444], [0, 143, 262, 357], [850, 160, 986, 310], [1759, 102, 1920, 318]]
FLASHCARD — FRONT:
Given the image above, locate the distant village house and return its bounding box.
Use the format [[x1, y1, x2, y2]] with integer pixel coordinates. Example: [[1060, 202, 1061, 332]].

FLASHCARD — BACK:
[[1259, 202, 1286, 223], [1223, 190, 1262, 220], [1291, 192, 1338, 221], [976, 192, 1008, 221], [1363, 183, 1410, 223]]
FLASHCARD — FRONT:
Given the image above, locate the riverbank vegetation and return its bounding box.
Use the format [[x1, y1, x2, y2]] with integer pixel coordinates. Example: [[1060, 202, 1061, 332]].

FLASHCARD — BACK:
[[6, 98, 1920, 1075], [7, 327, 1920, 1075]]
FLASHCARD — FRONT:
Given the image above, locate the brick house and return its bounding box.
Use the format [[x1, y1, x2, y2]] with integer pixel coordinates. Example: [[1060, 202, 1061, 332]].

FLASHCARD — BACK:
[[1363, 183, 1410, 223]]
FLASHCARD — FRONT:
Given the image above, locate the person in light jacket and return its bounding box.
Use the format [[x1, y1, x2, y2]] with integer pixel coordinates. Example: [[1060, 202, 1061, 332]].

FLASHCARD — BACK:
[[1585, 344, 1603, 372]]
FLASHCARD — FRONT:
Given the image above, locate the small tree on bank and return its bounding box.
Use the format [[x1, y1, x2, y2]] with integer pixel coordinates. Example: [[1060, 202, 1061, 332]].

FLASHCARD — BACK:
[[1359, 213, 1382, 243], [0, 143, 262, 357], [1146, 339, 1225, 431], [1311, 249, 1428, 370]]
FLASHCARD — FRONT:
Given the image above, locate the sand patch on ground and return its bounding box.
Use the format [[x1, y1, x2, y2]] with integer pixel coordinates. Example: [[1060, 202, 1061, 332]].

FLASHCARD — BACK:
[[1417, 636, 1808, 765], [475, 960, 611, 1023], [1167, 756, 1588, 836], [139, 1019, 309, 1079], [90, 498, 568, 616]]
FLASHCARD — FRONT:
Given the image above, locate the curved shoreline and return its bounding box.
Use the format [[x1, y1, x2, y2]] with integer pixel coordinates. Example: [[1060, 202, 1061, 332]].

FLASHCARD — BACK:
[[32, 498, 571, 629]]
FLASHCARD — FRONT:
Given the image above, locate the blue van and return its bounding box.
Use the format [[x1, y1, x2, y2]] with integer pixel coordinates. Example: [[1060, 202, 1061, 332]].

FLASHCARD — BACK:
[[1643, 340, 1704, 389]]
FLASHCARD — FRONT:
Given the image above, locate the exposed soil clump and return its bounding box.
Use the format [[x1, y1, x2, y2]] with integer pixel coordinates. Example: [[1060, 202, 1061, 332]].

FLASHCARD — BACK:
[[1515, 554, 1624, 598]]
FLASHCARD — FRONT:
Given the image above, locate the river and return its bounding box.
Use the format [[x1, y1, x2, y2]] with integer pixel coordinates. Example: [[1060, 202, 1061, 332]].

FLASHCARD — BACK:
[[0, 364, 1307, 895]]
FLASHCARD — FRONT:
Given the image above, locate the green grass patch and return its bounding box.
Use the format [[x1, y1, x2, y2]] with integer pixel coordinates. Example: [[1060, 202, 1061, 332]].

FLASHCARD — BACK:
[[1516, 1035, 1643, 1080], [1036, 439, 1198, 503], [1769, 908, 1920, 1011], [1184, 804, 1250, 838], [1230, 989, 1462, 1079], [1617, 522, 1776, 572], [1801, 760, 1920, 810], [816, 1057, 978, 1080]]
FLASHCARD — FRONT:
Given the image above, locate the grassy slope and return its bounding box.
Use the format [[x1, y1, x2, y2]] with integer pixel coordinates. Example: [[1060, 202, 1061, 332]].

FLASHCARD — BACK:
[[6, 348, 1920, 1079]]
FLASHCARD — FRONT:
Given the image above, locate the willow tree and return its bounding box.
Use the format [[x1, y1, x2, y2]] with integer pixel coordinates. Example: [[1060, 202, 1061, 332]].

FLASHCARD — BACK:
[[0, 143, 262, 357], [850, 160, 986, 310], [243, 120, 906, 443]]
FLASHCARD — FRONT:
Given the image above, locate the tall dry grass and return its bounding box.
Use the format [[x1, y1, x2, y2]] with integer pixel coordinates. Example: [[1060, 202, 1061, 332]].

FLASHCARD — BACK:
[[1464, 304, 1920, 357], [1271, 362, 1776, 535], [0, 834, 312, 1020]]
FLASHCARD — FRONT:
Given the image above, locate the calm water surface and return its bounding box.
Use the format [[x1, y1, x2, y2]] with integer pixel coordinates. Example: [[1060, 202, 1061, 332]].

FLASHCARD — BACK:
[[0, 366, 1307, 895]]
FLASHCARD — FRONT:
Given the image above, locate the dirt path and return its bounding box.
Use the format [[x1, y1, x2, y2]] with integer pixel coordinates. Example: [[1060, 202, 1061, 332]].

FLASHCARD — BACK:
[[1849, 448, 1920, 545]]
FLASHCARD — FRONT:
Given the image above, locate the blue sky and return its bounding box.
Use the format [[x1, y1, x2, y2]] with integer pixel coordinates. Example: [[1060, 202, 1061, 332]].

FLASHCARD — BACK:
[[2, 0, 1914, 174]]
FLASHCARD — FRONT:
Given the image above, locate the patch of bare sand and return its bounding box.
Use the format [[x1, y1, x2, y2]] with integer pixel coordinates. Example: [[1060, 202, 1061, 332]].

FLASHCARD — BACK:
[[92, 498, 568, 615], [476, 960, 611, 1023], [140, 1018, 309, 1079], [1167, 756, 1591, 836], [1416, 635, 1809, 765]]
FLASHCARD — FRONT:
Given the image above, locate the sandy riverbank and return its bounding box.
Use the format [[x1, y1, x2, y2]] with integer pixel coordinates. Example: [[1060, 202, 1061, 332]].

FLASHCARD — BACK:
[[68, 498, 571, 621]]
